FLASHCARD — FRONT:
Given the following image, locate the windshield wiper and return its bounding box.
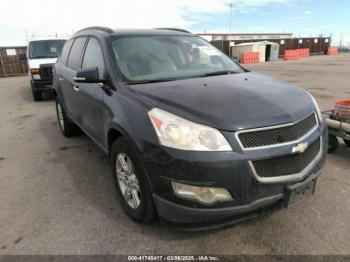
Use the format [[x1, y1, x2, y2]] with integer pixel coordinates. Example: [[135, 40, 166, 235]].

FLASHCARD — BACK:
[[199, 70, 240, 77]]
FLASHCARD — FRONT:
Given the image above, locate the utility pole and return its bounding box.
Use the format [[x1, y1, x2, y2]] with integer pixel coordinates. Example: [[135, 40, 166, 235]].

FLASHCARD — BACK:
[[227, 2, 234, 35], [226, 2, 234, 58]]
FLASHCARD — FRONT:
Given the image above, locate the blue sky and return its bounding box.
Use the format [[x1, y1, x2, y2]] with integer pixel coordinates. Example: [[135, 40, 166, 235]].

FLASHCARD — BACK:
[[0, 0, 349, 46]]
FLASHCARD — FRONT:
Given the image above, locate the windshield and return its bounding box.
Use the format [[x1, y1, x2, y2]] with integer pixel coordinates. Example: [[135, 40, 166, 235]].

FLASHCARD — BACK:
[[28, 40, 66, 59], [111, 35, 244, 83]]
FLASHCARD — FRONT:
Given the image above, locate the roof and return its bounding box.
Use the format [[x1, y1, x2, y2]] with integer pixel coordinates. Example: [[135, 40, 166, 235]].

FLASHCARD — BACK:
[[75, 27, 192, 37], [111, 29, 192, 36], [28, 38, 66, 42], [234, 41, 279, 46]]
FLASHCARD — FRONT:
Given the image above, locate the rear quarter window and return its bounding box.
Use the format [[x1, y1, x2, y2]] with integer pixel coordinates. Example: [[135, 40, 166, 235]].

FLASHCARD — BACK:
[[67, 37, 87, 71]]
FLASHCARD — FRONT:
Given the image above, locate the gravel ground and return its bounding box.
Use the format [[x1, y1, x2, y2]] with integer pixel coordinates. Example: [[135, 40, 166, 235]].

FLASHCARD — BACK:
[[0, 54, 349, 255]]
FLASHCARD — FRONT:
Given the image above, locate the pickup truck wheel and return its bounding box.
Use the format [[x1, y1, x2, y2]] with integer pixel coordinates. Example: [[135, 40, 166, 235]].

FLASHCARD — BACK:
[[328, 135, 339, 153], [344, 139, 350, 147], [55, 98, 81, 137], [110, 138, 156, 223], [32, 89, 42, 101]]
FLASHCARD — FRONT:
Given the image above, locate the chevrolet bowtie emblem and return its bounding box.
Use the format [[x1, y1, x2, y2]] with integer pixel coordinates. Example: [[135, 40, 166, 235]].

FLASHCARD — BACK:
[[292, 142, 308, 154]]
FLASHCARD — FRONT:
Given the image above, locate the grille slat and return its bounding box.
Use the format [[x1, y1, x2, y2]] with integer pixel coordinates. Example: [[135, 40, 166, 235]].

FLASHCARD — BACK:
[[238, 113, 317, 149], [252, 138, 320, 178]]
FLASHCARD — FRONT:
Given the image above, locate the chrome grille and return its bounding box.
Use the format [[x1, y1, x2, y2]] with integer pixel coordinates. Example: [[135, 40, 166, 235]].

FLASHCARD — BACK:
[[237, 113, 317, 149], [252, 138, 320, 178]]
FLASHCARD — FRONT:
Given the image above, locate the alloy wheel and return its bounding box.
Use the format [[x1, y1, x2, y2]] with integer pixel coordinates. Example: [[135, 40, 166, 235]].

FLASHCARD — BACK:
[[116, 153, 141, 209], [57, 102, 65, 130]]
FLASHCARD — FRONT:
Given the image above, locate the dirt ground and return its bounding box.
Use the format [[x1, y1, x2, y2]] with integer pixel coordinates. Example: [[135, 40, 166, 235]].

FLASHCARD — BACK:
[[0, 54, 349, 255]]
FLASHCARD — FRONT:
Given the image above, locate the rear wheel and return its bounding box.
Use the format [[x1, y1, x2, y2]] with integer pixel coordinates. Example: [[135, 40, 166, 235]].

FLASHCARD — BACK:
[[55, 98, 80, 137], [110, 137, 156, 223], [344, 139, 350, 147], [328, 135, 339, 153]]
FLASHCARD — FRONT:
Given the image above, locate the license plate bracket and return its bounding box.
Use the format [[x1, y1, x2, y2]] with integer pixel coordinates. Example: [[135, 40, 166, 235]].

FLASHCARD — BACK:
[[285, 177, 317, 208]]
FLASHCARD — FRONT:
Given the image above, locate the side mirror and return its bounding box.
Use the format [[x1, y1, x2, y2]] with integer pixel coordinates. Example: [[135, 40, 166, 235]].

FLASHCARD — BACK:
[[74, 67, 102, 83]]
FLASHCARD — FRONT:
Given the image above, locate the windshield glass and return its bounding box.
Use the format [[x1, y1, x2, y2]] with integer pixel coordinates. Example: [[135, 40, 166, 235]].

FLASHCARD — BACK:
[[29, 40, 66, 59], [111, 35, 244, 83]]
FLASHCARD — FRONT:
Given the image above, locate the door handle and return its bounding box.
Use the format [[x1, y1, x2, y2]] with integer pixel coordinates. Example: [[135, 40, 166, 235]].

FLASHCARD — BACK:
[[73, 86, 80, 92]]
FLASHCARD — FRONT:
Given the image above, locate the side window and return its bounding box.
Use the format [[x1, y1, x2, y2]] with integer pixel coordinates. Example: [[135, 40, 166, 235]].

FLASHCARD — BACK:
[[67, 37, 87, 71], [82, 38, 106, 79], [60, 39, 74, 66]]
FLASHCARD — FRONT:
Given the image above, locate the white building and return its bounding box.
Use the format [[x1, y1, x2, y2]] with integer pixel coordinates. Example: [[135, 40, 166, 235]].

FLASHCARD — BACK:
[[197, 33, 293, 42]]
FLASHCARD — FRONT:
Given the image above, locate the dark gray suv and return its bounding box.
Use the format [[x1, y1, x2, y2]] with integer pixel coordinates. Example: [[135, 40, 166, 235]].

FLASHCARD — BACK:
[[53, 27, 327, 230]]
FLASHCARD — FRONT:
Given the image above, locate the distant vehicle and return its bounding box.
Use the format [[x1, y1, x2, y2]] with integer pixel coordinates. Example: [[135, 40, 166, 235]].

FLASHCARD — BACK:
[[53, 27, 327, 229], [27, 39, 66, 101]]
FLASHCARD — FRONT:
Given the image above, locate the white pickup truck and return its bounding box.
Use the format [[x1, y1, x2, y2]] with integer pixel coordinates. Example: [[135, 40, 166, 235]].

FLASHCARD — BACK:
[[27, 38, 66, 101]]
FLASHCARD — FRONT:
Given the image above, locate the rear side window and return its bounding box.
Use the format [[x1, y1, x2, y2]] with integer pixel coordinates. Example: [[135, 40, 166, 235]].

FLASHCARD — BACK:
[[60, 39, 74, 66], [67, 37, 87, 71], [82, 38, 105, 79]]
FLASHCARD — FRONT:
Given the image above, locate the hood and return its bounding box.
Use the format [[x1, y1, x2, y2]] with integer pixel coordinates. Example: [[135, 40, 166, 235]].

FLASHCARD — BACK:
[[28, 58, 58, 69], [130, 72, 315, 131]]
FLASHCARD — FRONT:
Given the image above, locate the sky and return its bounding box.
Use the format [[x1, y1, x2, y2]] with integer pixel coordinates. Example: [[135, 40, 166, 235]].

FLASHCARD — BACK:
[[0, 0, 349, 46]]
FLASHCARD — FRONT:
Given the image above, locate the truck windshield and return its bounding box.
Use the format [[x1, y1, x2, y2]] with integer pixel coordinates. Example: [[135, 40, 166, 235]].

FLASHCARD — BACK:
[[111, 35, 244, 83], [29, 40, 66, 59]]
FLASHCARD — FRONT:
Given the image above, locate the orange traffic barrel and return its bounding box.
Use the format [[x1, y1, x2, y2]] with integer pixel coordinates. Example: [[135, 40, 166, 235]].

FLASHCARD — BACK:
[[335, 100, 350, 118]]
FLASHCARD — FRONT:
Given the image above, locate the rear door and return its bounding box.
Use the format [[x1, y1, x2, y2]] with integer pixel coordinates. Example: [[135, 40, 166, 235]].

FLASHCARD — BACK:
[[55, 38, 73, 99], [61, 37, 87, 122], [77, 37, 107, 144]]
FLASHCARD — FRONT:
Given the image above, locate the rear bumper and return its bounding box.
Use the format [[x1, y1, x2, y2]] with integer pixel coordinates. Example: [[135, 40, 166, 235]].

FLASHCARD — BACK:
[[31, 80, 53, 91]]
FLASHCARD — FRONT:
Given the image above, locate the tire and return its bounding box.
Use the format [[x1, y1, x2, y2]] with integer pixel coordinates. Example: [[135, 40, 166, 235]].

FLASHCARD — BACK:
[[344, 139, 350, 147], [328, 135, 339, 153], [110, 137, 156, 223], [32, 89, 42, 101], [55, 98, 81, 137]]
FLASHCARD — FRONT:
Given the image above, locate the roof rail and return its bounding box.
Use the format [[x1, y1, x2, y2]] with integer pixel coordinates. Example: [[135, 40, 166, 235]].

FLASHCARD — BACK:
[[155, 28, 191, 34], [76, 26, 114, 34]]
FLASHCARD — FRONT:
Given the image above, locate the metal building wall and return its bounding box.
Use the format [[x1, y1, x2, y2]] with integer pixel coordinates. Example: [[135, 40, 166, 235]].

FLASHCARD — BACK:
[[212, 37, 331, 58], [0, 46, 28, 77]]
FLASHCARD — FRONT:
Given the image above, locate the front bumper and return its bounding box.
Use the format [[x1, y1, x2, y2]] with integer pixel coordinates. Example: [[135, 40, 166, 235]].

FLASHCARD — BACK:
[[31, 80, 53, 91], [139, 121, 327, 229], [153, 170, 321, 230], [153, 193, 284, 230]]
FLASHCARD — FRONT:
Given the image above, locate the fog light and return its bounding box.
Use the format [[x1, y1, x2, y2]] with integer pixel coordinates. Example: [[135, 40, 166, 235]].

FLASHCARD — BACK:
[[32, 74, 41, 80], [172, 181, 233, 205]]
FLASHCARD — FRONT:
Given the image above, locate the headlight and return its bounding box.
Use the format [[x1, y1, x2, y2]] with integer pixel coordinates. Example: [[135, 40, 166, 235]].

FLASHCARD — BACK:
[[308, 93, 323, 122], [32, 74, 41, 80], [30, 68, 41, 80], [148, 108, 232, 151]]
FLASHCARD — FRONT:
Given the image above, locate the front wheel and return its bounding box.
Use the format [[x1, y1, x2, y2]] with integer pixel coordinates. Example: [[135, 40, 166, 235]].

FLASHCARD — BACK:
[[328, 135, 339, 153], [110, 138, 156, 223]]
